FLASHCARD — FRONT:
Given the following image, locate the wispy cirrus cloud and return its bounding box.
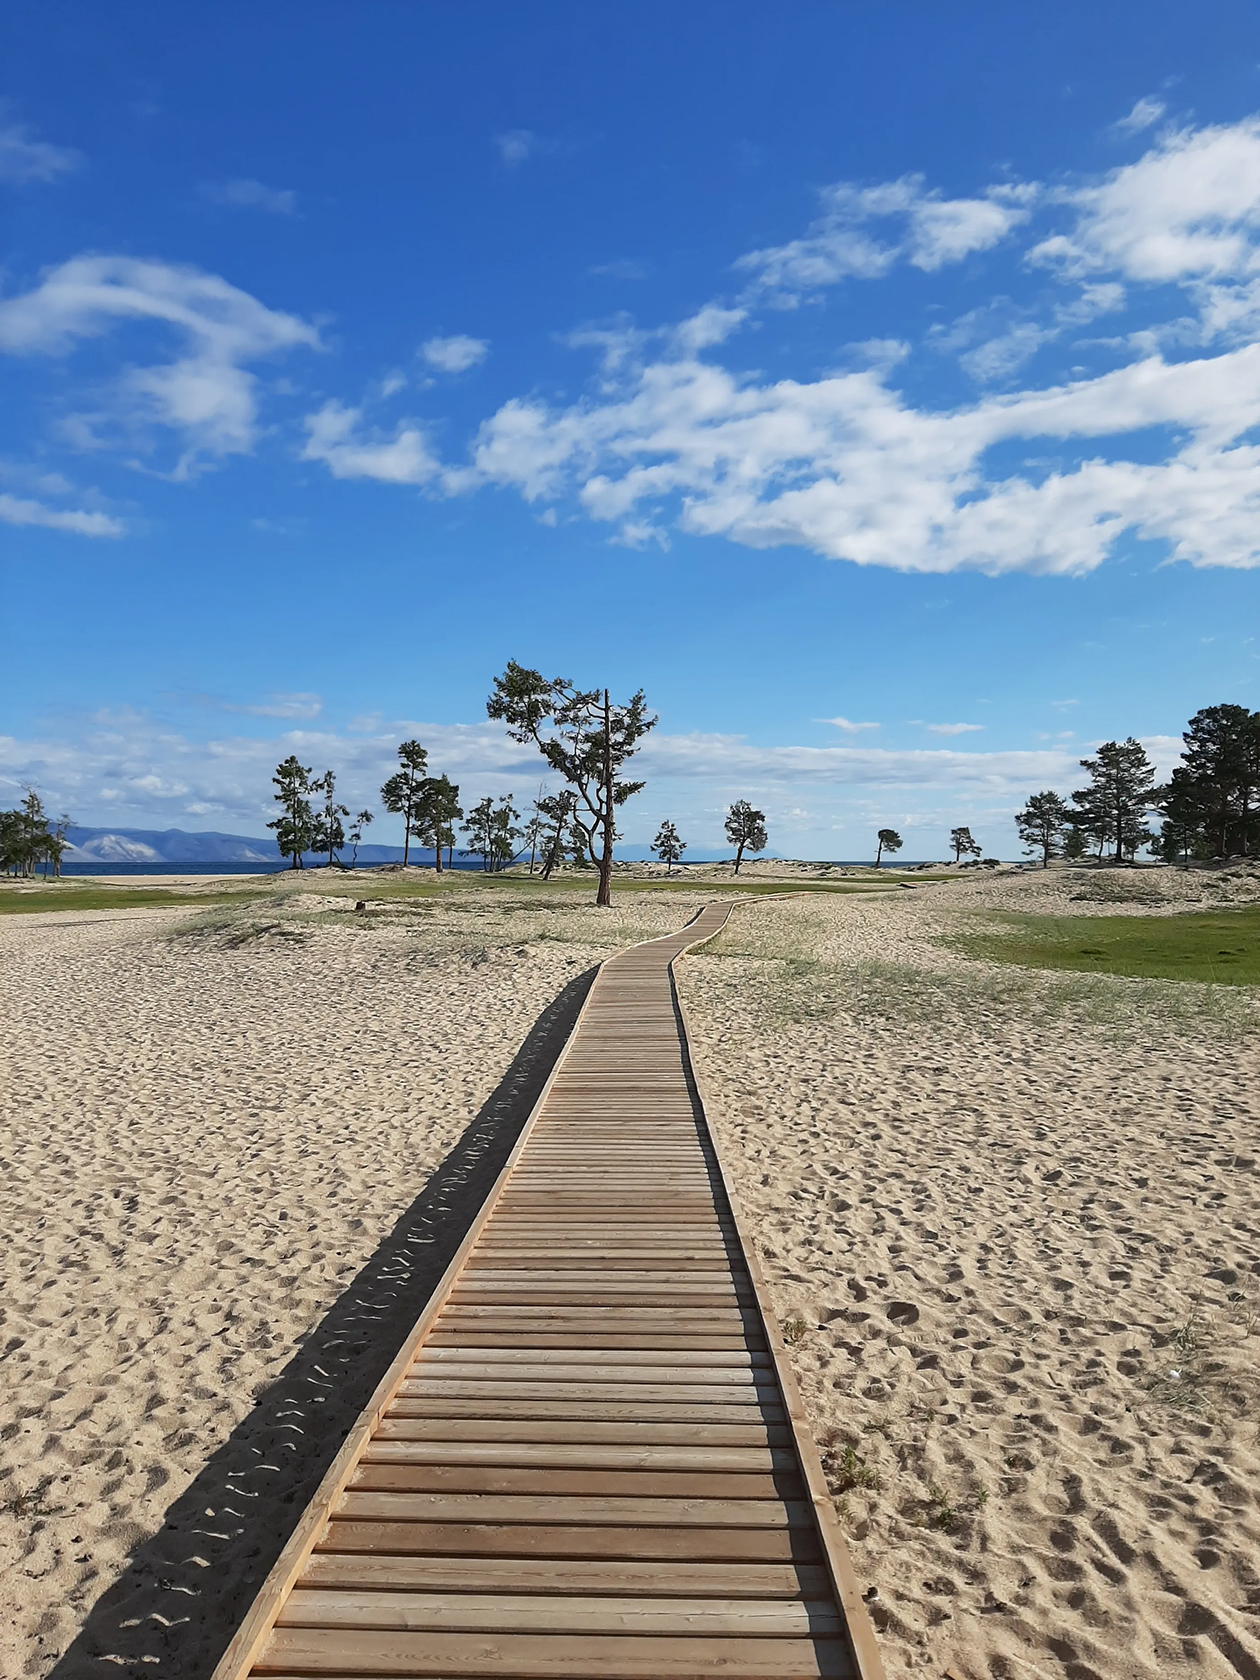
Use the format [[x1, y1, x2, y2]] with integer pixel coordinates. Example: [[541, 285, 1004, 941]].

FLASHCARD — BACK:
[[0, 255, 319, 475], [0, 116, 80, 184], [820, 716, 879, 732], [1112, 96, 1167, 137], [0, 492, 123, 538], [199, 177, 297, 215], [220, 692, 323, 719]]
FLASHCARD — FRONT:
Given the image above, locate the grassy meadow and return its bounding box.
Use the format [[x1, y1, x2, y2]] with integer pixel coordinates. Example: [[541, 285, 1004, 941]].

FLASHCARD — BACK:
[[960, 904, 1260, 985]]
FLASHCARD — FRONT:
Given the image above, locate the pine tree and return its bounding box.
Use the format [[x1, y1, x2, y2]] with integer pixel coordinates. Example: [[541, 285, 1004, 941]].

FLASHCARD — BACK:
[[347, 809, 374, 866], [462, 796, 522, 872], [1157, 704, 1260, 859], [0, 790, 57, 877], [724, 801, 767, 874], [949, 825, 981, 863], [1013, 792, 1071, 868], [414, 775, 463, 873], [652, 820, 686, 875], [268, 756, 318, 868], [380, 739, 429, 866], [1074, 739, 1156, 863], [488, 664, 655, 906], [875, 828, 902, 866], [535, 791, 577, 879], [314, 770, 350, 867]]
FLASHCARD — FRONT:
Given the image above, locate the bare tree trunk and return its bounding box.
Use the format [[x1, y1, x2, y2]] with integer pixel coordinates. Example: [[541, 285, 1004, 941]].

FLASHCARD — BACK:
[[596, 688, 614, 907], [734, 842, 745, 874]]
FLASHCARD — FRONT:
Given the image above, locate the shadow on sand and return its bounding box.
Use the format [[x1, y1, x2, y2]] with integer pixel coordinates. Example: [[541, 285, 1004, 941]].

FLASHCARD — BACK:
[[48, 964, 598, 1680]]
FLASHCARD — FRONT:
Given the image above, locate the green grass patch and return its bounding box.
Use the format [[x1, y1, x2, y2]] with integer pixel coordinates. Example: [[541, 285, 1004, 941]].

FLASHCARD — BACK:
[[0, 886, 267, 916], [959, 906, 1260, 986]]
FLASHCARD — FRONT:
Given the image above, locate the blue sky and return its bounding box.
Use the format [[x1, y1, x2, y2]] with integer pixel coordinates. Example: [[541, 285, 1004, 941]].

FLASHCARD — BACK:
[[2, 1, 1258, 859]]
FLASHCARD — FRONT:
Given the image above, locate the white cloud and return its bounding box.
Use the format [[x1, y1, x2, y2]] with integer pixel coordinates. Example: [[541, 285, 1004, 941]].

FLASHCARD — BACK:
[[588, 259, 651, 280], [496, 130, 554, 167], [1030, 119, 1260, 285], [737, 174, 1034, 296], [820, 716, 879, 732], [301, 120, 1260, 574], [0, 255, 319, 471], [221, 693, 323, 719], [460, 331, 1260, 574], [1113, 97, 1167, 137], [2, 712, 1187, 856], [200, 178, 297, 214], [0, 492, 123, 538], [300, 400, 444, 485], [422, 334, 489, 373], [923, 722, 984, 735], [0, 119, 79, 184]]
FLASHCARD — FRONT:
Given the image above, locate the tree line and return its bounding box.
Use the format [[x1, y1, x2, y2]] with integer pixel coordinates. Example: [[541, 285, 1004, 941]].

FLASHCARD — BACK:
[[0, 789, 70, 877], [1013, 703, 1260, 867]]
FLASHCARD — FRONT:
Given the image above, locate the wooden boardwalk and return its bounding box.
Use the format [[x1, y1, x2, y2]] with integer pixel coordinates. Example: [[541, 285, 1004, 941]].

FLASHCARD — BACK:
[[213, 904, 885, 1680]]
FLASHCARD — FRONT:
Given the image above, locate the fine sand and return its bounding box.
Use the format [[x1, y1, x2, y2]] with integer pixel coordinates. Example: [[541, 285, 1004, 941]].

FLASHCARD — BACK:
[[676, 869, 1260, 1679], [1, 869, 1257, 1679]]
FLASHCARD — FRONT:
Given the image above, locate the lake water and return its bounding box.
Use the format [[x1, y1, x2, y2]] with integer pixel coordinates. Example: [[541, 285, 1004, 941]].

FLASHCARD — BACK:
[[50, 859, 488, 877]]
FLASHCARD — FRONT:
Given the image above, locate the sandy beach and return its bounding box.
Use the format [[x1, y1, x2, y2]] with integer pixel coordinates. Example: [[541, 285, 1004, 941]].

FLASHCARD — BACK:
[[1, 868, 1257, 1679]]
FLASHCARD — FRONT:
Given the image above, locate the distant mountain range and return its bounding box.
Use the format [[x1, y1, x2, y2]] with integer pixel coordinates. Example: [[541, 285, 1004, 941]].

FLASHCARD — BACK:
[[64, 826, 407, 864]]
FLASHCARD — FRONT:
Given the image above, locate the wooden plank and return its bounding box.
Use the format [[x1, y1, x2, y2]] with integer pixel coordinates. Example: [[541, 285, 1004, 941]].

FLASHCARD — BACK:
[[301, 1553, 833, 1598], [414, 1348, 771, 1368], [404, 1360, 769, 1384], [386, 1399, 785, 1424], [277, 1588, 845, 1635], [424, 1334, 760, 1351], [333, 1492, 816, 1527], [377, 1418, 789, 1446], [256, 1627, 856, 1676], [365, 1439, 796, 1472], [433, 1305, 753, 1322], [348, 1462, 796, 1499], [319, 1520, 824, 1563], [396, 1381, 777, 1404]]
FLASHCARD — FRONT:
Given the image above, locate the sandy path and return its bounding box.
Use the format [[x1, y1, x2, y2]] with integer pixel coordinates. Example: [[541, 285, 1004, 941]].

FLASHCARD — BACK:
[[676, 881, 1260, 1680]]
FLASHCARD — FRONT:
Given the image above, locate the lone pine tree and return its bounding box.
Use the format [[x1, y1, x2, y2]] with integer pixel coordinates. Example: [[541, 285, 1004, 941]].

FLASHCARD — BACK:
[[724, 801, 767, 874], [652, 819, 686, 875], [875, 828, 902, 866], [380, 740, 429, 866], [949, 825, 981, 863], [269, 756, 318, 868], [488, 662, 655, 906]]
